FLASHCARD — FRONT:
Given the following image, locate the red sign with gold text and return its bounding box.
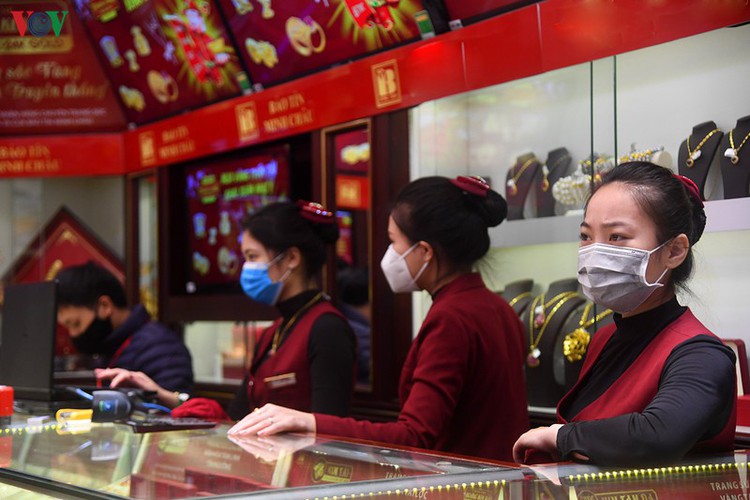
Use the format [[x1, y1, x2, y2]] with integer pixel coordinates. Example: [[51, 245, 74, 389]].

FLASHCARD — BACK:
[[75, 0, 246, 124], [215, 0, 428, 87], [0, 0, 126, 134]]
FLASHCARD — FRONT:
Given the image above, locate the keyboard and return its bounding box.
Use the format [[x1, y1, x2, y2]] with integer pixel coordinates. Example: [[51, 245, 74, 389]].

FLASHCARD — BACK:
[[120, 416, 218, 433]]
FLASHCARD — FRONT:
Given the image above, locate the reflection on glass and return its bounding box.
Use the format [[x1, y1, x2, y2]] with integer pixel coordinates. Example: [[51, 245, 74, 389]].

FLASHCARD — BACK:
[[137, 175, 158, 317], [331, 126, 372, 388]]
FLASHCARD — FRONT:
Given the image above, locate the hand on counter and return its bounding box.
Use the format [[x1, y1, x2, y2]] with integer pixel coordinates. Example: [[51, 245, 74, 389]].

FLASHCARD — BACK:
[[94, 368, 176, 408], [512, 424, 563, 464], [227, 403, 315, 437]]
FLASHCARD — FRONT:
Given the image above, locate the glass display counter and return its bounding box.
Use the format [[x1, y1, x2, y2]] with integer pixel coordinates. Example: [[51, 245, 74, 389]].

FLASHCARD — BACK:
[[1, 417, 749, 499]]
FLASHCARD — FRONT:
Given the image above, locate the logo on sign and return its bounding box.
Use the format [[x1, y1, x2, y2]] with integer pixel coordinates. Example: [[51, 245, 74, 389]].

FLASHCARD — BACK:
[[10, 10, 68, 37], [371, 60, 401, 108], [236, 102, 260, 143]]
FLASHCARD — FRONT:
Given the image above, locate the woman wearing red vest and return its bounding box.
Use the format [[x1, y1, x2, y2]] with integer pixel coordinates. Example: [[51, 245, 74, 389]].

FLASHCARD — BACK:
[[513, 162, 737, 466], [96, 200, 356, 417], [228, 176, 530, 462]]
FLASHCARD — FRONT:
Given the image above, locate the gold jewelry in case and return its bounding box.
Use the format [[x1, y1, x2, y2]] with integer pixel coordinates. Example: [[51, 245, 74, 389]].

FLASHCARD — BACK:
[[271, 292, 323, 354], [563, 302, 613, 362], [527, 291, 579, 367], [507, 157, 537, 196], [507, 291, 531, 309], [685, 128, 721, 167], [725, 128, 750, 165], [540, 154, 571, 192]]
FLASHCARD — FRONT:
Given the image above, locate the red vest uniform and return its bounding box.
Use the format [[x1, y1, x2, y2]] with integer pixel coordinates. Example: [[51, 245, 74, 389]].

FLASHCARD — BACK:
[[558, 309, 736, 453], [246, 301, 345, 411]]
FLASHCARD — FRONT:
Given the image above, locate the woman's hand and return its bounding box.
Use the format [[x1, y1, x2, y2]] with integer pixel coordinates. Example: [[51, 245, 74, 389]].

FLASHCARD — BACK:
[[227, 404, 316, 437], [512, 424, 563, 464]]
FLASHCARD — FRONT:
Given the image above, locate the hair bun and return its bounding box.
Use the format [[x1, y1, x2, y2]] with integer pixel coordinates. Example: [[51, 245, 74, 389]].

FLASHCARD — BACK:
[[673, 175, 706, 245], [450, 176, 507, 227], [297, 200, 339, 244]]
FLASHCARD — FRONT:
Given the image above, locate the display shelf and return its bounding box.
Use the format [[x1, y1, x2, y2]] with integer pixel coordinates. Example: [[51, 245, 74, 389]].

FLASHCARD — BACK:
[[490, 197, 750, 248]]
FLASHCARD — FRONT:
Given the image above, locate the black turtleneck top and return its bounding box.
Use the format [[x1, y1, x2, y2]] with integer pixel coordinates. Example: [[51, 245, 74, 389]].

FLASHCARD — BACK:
[[557, 297, 736, 466], [229, 290, 355, 419]]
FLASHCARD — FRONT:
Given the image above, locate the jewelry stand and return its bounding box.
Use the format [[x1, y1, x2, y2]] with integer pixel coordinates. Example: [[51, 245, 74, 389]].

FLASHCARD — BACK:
[[677, 121, 723, 200], [500, 279, 535, 317], [719, 115, 750, 199], [522, 278, 585, 408], [505, 153, 540, 221], [555, 301, 615, 394], [535, 147, 572, 218]]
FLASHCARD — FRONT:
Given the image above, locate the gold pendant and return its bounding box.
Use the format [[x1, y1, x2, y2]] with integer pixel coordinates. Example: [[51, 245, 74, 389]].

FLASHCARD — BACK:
[[685, 157, 694, 168], [541, 178, 550, 192], [507, 178, 518, 196], [732, 155, 740, 165], [563, 328, 591, 363]]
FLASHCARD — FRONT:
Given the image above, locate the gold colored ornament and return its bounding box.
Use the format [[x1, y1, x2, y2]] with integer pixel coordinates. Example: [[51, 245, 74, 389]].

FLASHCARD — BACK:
[[271, 292, 323, 354], [724, 128, 750, 165], [506, 158, 537, 196], [507, 291, 531, 309], [563, 303, 613, 362], [527, 291, 579, 368], [685, 128, 721, 168]]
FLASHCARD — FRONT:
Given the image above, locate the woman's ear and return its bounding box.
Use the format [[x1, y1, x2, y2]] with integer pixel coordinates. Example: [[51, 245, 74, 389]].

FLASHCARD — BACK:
[[284, 246, 304, 271], [418, 241, 434, 263], [665, 234, 690, 269]]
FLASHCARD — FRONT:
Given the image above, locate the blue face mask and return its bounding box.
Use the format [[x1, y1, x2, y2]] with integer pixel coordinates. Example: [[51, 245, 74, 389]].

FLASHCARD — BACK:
[[240, 254, 289, 306]]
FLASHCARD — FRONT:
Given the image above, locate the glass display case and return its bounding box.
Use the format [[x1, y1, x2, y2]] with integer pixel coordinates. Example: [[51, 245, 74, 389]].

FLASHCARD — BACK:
[[409, 23, 750, 413], [1, 417, 750, 499]]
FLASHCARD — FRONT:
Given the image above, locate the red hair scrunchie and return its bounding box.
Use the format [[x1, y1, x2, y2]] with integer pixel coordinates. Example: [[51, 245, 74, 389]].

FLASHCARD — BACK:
[[297, 200, 336, 224], [450, 175, 490, 198], [673, 174, 704, 208]]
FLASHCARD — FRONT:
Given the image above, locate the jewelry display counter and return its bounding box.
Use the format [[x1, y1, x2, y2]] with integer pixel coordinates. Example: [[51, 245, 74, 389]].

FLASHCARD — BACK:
[[1, 418, 750, 499]]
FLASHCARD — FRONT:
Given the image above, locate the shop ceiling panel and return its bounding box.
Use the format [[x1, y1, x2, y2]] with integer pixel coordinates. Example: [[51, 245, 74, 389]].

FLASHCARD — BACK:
[[442, 0, 538, 24], [215, 0, 430, 88], [0, 0, 126, 135], [74, 0, 246, 125]]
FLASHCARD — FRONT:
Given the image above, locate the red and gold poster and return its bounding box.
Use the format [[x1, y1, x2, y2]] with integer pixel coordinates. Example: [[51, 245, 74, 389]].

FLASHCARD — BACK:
[[216, 0, 427, 87], [75, 0, 246, 124], [0, 0, 126, 134]]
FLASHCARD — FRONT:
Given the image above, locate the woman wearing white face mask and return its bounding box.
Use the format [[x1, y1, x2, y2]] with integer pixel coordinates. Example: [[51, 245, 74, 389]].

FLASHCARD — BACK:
[[229, 176, 530, 461], [513, 162, 737, 467]]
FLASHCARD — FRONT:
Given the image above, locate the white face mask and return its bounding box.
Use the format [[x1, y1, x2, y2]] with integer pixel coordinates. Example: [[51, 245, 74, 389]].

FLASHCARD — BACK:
[[380, 243, 429, 293], [577, 241, 670, 314]]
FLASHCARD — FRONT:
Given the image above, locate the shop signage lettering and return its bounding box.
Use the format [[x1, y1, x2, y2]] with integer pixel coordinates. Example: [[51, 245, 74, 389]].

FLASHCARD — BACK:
[[10, 10, 68, 37], [263, 92, 314, 134]]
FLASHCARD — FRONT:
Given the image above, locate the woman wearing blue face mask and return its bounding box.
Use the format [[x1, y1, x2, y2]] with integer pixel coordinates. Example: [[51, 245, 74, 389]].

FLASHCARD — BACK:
[[226, 200, 356, 419], [513, 162, 737, 467], [98, 200, 355, 417], [228, 176, 530, 462]]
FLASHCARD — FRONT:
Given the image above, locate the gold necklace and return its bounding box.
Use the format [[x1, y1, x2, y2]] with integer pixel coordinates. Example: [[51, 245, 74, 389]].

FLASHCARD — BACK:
[[725, 128, 750, 165], [685, 128, 721, 167], [527, 291, 579, 367], [271, 292, 323, 354], [506, 158, 537, 196], [541, 155, 571, 192], [507, 291, 531, 309], [562, 302, 613, 362]]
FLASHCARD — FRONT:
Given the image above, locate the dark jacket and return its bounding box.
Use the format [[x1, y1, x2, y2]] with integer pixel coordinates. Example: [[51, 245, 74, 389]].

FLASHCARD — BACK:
[[99, 305, 194, 393]]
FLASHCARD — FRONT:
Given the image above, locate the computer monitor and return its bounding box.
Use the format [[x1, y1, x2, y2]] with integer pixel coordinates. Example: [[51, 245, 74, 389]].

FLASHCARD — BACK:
[[0, 281, 58, 401]]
